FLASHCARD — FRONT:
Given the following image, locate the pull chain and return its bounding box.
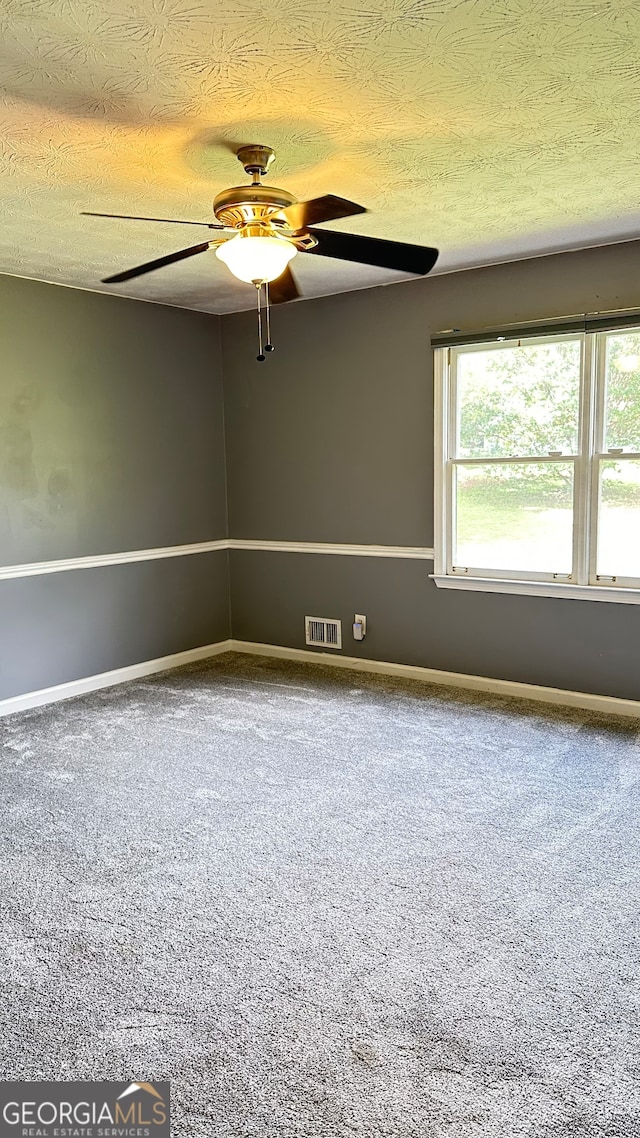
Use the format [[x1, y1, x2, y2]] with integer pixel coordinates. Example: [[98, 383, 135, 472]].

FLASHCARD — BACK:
[[265, 282, 274, 353], [255, 283, 265, 362]]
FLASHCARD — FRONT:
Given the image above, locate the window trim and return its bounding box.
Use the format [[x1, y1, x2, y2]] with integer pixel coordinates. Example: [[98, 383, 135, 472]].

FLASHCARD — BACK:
[[432, 330, 640, 603], [430, 573, 640, 604]]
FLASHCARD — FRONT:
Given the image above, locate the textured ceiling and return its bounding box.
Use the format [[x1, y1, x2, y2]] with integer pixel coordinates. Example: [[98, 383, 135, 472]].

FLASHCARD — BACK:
[[2, 0, 640, 314]]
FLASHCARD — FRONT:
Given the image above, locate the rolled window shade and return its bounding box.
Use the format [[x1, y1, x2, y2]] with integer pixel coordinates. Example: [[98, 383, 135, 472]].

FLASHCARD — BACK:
[[431, 309, 640, 349]]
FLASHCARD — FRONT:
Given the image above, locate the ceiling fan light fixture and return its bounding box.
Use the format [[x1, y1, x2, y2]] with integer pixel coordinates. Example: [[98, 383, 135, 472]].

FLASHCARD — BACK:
[[88, 144, 438, 365], [216, 234, 296, 284]]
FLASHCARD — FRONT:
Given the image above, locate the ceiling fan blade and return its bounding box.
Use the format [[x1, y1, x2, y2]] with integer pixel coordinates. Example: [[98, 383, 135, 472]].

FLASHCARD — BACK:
[[305, 228, 439, 275], [280, 195, 367, 231], [102, 241, 212, 284], [83, 211, 224, 229], [267, 265, 301, 304]]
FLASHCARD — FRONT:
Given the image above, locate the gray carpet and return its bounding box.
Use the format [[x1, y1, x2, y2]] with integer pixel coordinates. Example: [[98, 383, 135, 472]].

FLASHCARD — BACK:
[[1, 652, 639, 1137]]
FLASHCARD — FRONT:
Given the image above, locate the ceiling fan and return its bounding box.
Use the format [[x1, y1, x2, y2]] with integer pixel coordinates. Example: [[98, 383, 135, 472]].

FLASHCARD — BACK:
[[84, 144, 439, 358]]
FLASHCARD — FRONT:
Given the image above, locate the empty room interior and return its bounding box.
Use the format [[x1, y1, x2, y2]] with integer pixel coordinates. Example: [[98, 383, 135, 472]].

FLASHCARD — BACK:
[[1, 1, 640, 1134]]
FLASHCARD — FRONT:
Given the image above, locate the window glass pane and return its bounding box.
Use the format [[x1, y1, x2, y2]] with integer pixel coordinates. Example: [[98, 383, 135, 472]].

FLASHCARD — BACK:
[[604, 332, 640, 451], [454, 462, 574, 573], [456, 339, 581, 458], [597, 459, 640, 579]]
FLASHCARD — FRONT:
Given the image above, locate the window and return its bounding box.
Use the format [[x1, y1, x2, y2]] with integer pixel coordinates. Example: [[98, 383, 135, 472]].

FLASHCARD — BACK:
[[433, 328, 640, 602]]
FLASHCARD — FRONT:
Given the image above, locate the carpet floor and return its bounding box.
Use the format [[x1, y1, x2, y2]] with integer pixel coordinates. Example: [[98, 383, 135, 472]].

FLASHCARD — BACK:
[[1, 652, 639, 1137]]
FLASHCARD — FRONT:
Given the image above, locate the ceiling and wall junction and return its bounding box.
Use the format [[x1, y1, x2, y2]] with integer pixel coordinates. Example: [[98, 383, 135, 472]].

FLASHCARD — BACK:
[[1, 0, 639, 313]]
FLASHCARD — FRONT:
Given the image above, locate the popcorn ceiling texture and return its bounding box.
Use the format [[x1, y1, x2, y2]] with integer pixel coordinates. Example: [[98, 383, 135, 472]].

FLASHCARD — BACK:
[[2, 0, 640, 312], [1, 652, 639, 1136]]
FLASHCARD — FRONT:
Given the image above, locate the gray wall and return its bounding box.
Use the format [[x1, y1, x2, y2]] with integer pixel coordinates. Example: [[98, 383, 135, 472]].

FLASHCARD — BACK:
[[0, 277, 229, 699], [5, 240, 640, 704], [0, 552, 229, 701], [222, 240, 640, 699]]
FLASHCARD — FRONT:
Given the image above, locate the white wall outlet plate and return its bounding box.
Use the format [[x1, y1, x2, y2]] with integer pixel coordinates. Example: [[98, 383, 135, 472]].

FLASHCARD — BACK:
[[353, 614, 367, 640]]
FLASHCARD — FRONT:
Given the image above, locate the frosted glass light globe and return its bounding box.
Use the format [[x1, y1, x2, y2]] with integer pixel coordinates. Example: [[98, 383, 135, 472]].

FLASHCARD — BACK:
[[216, 235, 296, 284]]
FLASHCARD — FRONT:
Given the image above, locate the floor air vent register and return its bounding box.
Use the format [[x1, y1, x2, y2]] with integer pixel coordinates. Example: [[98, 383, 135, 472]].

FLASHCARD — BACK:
[[305, 617, 342, 649]]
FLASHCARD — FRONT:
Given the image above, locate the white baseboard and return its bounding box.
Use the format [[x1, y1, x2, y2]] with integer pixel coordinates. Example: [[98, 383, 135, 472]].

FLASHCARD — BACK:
[[2, 637, 638, 721], [228, 640, 640, 719], [0, 640, 232, 718]]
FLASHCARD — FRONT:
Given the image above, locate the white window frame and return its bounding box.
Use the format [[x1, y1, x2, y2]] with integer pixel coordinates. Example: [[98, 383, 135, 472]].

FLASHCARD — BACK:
[[433, 329, 640, 604]]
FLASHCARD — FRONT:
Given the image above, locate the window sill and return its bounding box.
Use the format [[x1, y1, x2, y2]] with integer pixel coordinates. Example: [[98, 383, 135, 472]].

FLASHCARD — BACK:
[[431, 574, 640, 604]]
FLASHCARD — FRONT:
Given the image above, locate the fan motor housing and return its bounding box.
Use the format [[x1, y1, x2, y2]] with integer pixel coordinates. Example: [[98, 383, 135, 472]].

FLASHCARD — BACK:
[[213, 184, 297, 228]]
